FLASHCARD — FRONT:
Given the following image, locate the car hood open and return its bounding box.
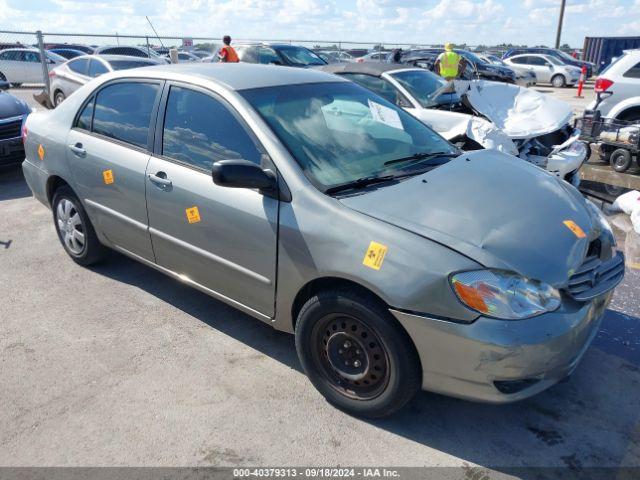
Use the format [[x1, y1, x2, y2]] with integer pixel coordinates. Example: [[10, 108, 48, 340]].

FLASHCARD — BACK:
[[454, 79, 574, 139], [339, 150, 594, 287]]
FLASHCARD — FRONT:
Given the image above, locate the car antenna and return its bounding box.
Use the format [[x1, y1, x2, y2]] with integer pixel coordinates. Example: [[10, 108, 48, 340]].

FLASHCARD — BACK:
[[145, 16, 165, 49]]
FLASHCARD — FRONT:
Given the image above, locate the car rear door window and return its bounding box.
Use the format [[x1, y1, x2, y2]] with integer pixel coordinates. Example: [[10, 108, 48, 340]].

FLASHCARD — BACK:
[[88, 59, 108, 77], [92, 82, 159, 149], [162, 86, 262, 170], [68, 58, 89, 75], [23, 51, 40, 63], [624, 62, 640, 79]]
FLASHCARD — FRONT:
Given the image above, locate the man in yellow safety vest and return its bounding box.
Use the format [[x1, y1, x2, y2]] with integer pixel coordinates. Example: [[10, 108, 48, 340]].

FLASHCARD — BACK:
[[435, 43, 464, 80]]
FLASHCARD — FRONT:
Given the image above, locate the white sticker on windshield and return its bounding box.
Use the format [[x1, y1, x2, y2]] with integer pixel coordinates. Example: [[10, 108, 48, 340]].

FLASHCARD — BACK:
[[368, 100, 403, 130]]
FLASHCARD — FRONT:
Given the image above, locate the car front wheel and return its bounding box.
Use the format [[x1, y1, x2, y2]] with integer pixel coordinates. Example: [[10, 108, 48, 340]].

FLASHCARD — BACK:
[[551, 74, 566, 88], [52, 186, 107, 266], [295, 288, 422, 418]]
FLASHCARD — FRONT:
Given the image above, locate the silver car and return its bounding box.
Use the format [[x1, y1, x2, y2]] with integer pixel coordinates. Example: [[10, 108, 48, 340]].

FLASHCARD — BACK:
[[0, 48, 65, 86], [22, 64, 624, 417], [504, 53, 582, 87], [49, 54, 162, 106]]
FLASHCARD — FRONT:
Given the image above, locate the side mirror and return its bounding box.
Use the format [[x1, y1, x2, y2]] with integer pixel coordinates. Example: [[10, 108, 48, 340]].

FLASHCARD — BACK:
[[212, 159, 277, 192], [0, 80, 9, 91]]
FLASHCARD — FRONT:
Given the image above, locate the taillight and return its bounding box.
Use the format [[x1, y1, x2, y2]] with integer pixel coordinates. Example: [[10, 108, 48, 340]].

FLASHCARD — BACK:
[[594, 77, 614, 93], [48, 70, 56, 77], [21, 123, 28, 144]]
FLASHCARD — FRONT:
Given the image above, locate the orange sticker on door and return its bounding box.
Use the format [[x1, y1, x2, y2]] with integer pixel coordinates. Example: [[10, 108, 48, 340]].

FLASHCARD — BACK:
[[363, 241, 388, 270], [185, 206, 201, 224], [563, 220, 586, 238], [37, 144, 45, 161], [102, 169, 114, 185]]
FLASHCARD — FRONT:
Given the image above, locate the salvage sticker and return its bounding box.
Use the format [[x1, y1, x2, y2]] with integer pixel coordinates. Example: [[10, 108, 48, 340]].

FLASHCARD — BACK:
[[37, 144, 45, 161], [185, 206, 201, 224], [102, 169, 114, 185], [363, 241, 388, 270], [368, 100, 403, 130], [563, 220, 586, 238]]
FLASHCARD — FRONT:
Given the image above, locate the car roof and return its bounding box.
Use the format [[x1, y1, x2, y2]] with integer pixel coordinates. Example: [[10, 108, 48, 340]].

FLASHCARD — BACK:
[[2, 47, 39, 52], [107, 63, 348, 90], [318, 62, 420, 77], [234, 42, 309, 48], [95, 45, 146, 51]]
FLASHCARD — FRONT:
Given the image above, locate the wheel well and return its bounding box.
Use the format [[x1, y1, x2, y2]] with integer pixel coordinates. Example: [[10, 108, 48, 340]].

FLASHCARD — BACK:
[[291, 277, 389, 331], [617, 106, 640, 122], [551, 73, 565, 81], [46, 176, 70, 206]]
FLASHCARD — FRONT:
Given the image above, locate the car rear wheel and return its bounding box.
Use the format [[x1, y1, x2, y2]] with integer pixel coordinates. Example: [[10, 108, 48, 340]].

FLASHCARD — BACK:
[[610, 148, 632, 172], [53, 90, 65, 107], [551, 74, 566, 88], [295, 288, 421, 418], [52, 186, 107, 266]]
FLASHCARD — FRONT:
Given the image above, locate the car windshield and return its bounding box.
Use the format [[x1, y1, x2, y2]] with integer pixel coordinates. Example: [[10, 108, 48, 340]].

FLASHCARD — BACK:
[[109, 60, 156, 70], [241, 82, 457, 191], [458, 50, 486, 66], [546, 56, 564, 66], [389, 69, 446, 107], [46, 51, 66, 62], [276, 46, 326, 66]]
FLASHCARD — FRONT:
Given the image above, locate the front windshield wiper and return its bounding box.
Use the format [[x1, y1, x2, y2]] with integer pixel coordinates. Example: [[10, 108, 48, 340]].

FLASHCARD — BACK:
[[383, 151, 458, 167], [324, 174, 397, 195]]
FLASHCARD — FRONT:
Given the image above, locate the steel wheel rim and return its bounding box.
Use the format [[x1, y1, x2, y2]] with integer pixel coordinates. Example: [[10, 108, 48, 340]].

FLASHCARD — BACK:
[[56, 198, 85, 255], [312, 313, 390, 400], [613, 154, 627, 169], [55, 93, 64, 105]]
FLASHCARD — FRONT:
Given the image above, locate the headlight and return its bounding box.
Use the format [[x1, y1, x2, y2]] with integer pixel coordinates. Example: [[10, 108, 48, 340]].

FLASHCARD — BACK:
[[450, 270, 561, 319]]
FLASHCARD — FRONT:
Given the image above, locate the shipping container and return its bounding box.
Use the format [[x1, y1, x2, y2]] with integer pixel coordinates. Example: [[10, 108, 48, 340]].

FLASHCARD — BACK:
[[583, 36, 640, 74]]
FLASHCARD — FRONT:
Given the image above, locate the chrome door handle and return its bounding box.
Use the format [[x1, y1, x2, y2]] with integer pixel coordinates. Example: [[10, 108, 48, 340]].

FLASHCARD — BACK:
[[148, 173, 172, 188], [68, 143, 86, 157]]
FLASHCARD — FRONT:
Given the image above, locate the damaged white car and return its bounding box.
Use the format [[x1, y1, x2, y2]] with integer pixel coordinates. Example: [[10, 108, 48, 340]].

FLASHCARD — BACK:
[[320, 63, 587, 185]]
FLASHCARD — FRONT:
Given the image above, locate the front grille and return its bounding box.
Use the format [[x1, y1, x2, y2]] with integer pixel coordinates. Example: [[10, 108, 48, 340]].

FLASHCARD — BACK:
[[567, 253, 625, 301], [0, 119, 22, 141]]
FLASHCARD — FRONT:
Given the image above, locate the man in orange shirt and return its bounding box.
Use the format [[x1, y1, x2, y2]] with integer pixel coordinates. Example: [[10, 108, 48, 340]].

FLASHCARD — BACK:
[[218, 35, 239, 63]]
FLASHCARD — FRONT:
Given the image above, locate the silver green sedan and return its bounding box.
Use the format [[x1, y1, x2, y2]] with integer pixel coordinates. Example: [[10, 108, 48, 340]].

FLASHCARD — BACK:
[[22, 63, 624, 417]]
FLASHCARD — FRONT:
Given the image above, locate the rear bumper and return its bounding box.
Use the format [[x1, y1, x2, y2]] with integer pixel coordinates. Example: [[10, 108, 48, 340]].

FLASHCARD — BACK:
[[392, 290, 612, 403], [21, 158, 49, 206]]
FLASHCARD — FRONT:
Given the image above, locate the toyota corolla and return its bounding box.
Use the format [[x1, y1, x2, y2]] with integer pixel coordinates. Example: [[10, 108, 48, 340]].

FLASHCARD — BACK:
[[22, 64, 624, 417]]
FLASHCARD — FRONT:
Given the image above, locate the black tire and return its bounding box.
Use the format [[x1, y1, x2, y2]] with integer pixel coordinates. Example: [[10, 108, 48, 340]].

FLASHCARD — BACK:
[[610, 148, 632, 172], [551, 74, 566, 88], [295, 288, 422, 418], [53, 90, 65, 107], [52, 185, 107, 266]]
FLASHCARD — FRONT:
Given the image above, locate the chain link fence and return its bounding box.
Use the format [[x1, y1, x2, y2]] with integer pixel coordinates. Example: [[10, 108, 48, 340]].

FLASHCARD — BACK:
[[0, 29, 476, 107]]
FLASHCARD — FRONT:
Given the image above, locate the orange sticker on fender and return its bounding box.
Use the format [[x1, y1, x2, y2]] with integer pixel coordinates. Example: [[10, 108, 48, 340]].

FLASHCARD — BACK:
[[103, 169, 114, 185], [563, 220, 586, 238], [37, 144, 45, 161], [363, 241, 388, 270], [186, 206, 201, 224]]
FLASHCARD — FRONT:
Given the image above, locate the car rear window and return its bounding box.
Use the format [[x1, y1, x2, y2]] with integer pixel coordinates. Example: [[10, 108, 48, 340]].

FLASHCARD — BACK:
[[109, 60, 156, 70], [624, 61, 640, 79], [68, 58, 88, 75], [92, 82, 159, 149]]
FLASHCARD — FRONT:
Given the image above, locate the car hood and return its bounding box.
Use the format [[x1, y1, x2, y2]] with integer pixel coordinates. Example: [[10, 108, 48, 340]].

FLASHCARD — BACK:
[[339, 150, 594, 287], [454, 79, 573, 139], [0, 91, 30, 119]]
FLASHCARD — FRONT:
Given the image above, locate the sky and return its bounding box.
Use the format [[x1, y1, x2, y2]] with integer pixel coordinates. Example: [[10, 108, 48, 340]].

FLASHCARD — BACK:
[[1, 0, 640, 48]]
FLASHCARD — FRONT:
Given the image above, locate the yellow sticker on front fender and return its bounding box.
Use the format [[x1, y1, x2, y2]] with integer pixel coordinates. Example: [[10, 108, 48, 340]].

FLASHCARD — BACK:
[[363, 241, 388, 270], [563, 220, 586, 238], [37, 144, 45, 161]]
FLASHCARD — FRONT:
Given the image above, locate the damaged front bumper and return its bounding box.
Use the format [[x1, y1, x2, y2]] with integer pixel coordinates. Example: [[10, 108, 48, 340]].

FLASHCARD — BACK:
[[391, 289, 613, 403]]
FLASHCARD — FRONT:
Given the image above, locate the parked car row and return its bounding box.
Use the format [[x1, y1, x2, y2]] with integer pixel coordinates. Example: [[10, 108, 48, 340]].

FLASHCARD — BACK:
[[19, 63, 624, 418]]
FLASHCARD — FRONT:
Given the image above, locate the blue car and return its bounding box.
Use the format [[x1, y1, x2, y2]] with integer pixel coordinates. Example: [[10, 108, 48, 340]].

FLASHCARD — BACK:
[[503, 47, 595, 77], [48, 48, 87, 60], [0, 81, 30, 168]]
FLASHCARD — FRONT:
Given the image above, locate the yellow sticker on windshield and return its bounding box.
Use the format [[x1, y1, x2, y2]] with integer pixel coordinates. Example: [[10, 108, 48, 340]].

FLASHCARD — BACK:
[[186, 206, 201, 224], [37, 144, 45, 161], [103, 169, 114, 185], [363, 241, 388, 270], [563, 220, 586, 238]]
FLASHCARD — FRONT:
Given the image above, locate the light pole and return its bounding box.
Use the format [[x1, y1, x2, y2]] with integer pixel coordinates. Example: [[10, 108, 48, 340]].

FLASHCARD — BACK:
[[555, 0, 566, 49]]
